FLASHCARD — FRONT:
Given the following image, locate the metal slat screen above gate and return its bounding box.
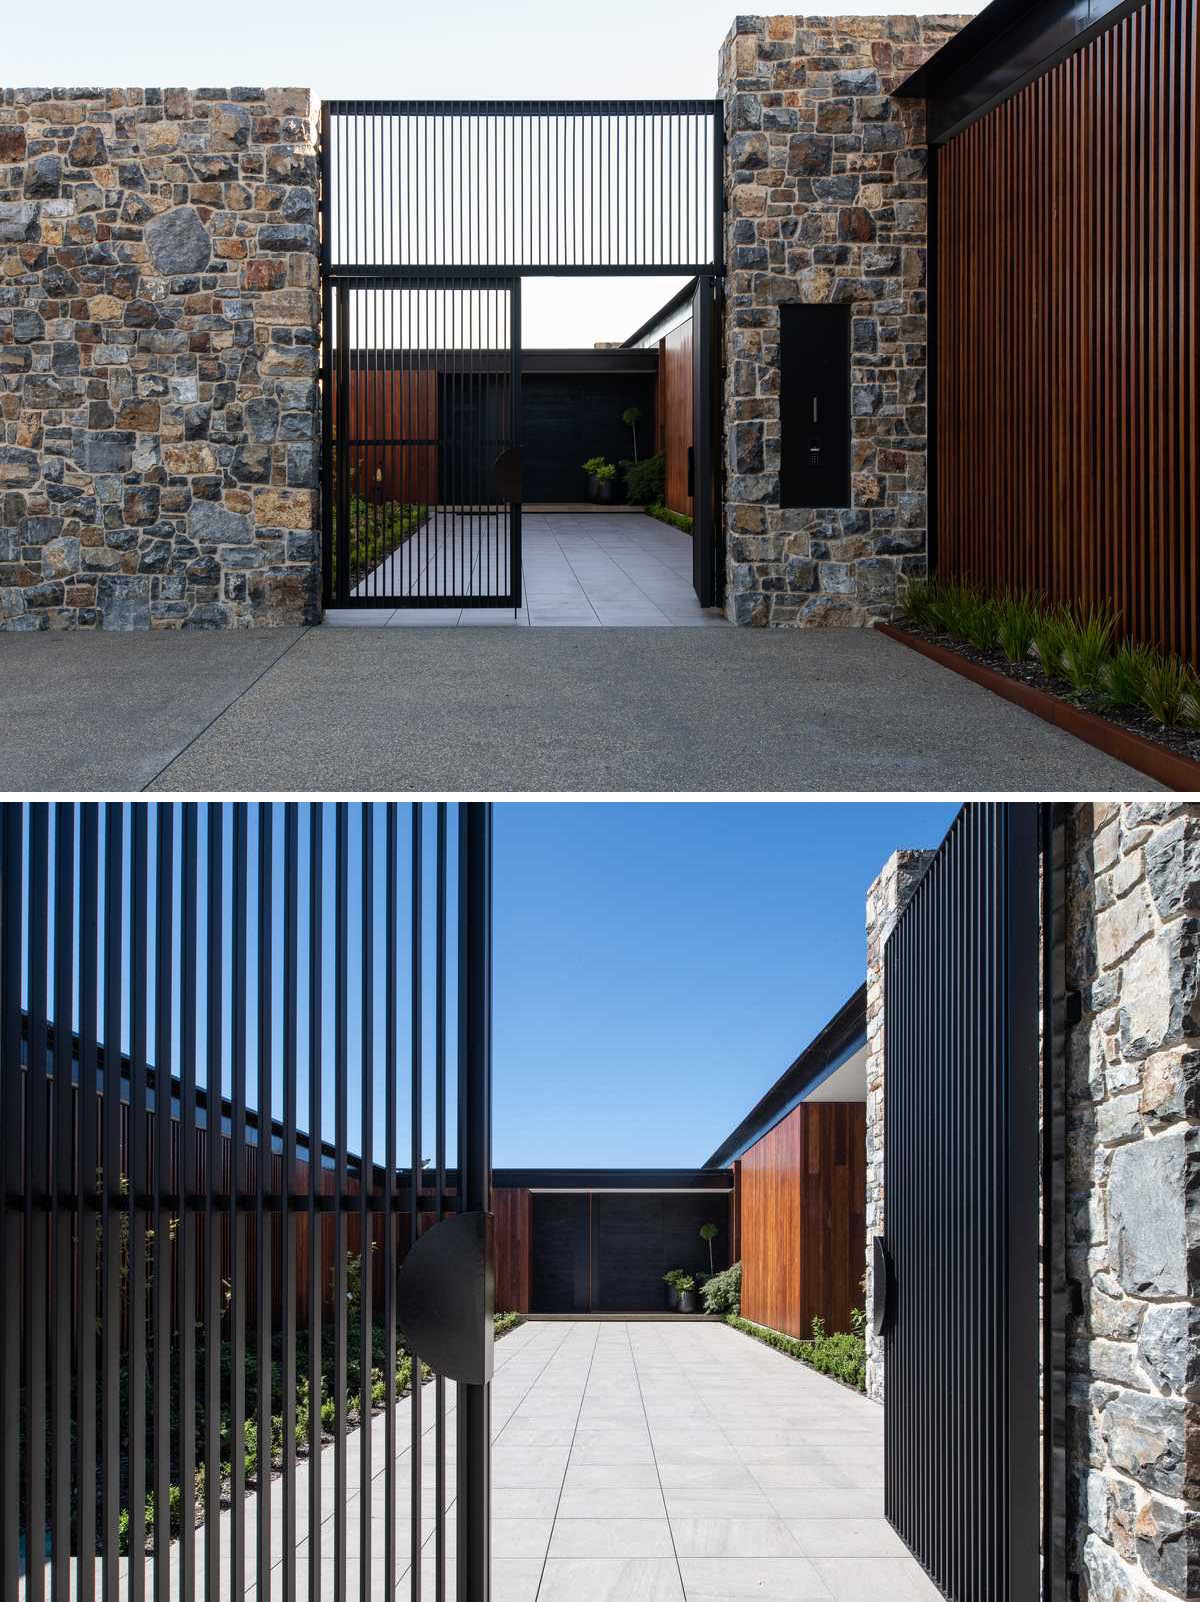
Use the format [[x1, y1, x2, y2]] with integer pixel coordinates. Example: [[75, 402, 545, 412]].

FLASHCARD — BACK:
[[324, 102, 722, 276], [0, 800, 495, 1602], [320, 101, 724, 610]]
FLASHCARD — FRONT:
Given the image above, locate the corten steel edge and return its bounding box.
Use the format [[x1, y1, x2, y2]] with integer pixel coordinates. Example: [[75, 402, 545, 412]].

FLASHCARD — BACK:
[[0, 801, 496, 1602]]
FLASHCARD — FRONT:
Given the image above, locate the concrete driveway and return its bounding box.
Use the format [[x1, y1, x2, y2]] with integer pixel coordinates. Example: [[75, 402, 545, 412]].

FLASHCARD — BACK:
[[0, 623, 1154, 792]]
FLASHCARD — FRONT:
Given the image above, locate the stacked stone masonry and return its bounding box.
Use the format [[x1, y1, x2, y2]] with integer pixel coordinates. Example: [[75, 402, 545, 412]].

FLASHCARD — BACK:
[[717, 14, 967, 626], [862, 844, 933, 1404], [1066, 802, 1199, 1602], [0, 87, 320, 630]]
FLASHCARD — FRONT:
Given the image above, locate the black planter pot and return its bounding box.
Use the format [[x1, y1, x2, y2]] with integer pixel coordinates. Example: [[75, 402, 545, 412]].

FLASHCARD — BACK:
[[678, 1289, 697, 1314], [588, 475, 614, 504], [665, 1283, 679, 1311]]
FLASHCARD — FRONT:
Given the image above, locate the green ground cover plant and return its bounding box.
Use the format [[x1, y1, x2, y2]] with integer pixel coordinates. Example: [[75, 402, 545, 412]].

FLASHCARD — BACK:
[[646, 501, 693, 535], [899, 578, 1200, 733], [330, 497, 429, 592], [111, 1256, 522, 1554], [725, 1308, 867, 1393]]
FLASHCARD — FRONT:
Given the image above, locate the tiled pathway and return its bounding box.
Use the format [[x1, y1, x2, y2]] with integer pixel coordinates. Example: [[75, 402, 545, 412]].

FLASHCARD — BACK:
[[62, 1318, 937, 1600], [331, 511, 725, 627], [474, 1318, 939, 1602]]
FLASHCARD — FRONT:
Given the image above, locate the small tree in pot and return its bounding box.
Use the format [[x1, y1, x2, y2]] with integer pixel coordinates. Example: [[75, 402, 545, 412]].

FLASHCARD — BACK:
[[699, 1222, 719, 1277]]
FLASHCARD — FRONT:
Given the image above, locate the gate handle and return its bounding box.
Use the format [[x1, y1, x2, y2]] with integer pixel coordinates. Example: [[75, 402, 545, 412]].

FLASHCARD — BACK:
[[494, 447, 522, 502], [871, 1236, 892, 1338], [396, 1210, 495, 1385]]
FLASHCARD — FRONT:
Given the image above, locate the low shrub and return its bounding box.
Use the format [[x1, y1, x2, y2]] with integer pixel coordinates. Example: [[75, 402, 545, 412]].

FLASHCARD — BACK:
[[1030, 606, 1073, 681], [646, 501, 693, 535], [996, 592, 1040, 663], [1103, 642, 1154, 709], [624, 452, 665, 505], [495, 1311, 522, 1338], [898, 576, 937, 630], [1059, 605, 1119, 698], [726, 1310, 867, 1393], [701, 1261, 741, 1317], [1138, 653, 1200, 728]]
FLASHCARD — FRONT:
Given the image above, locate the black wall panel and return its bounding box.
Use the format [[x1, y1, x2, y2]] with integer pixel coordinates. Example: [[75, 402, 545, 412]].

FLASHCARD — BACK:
[[520, 374, 657, 503], [531, 1194, 589, 1313]]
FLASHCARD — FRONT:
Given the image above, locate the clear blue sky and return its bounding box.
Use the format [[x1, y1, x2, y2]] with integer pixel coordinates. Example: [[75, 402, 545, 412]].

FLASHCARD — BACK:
[[492, 801, 957, 1165], [32, 801, 957, 1168]]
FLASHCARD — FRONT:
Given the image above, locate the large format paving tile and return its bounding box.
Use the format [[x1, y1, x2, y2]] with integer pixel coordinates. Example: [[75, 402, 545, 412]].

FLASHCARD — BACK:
[[677, 1556, 834, 1599], [537, 1557, 685, 1601], [810, 1555, 944, 1599], [547, 1519, 676, 1558]]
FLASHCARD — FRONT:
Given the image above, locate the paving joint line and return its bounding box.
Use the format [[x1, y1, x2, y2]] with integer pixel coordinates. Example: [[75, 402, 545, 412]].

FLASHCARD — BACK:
[[534, 1321, 601, 1602]]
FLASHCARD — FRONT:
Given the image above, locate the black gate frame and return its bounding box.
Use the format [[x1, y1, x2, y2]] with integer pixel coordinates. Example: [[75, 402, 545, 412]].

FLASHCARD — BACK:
[[880, 802, 1067, 1602], [0, 801, 495, 1602], [320, 100, 726, 613]]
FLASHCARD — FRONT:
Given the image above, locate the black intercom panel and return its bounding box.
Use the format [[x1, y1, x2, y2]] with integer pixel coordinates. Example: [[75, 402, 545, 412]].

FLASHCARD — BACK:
[[779, 303, 852, 508]]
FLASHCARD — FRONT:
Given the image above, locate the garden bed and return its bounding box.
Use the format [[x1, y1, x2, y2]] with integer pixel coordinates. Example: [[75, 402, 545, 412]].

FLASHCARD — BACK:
[[880, 624, 1200, 790], [725, 1312, 867, 1395]]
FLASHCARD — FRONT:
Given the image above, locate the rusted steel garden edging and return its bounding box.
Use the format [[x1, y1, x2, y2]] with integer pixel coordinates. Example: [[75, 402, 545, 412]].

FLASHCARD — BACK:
[[877, 624, 1200, 791]]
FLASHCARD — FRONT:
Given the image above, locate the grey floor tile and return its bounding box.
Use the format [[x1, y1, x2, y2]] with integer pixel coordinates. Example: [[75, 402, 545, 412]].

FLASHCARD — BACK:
[[557, 1487, 668, 1519], [668, 1518, 805, 1558], [548, 1518, 676, 1558], [678, 1556, 834, 1599], [810, 1556, 944, 1600], [537, 1557, 685, 1601], [787, 1518, 910, 1557]]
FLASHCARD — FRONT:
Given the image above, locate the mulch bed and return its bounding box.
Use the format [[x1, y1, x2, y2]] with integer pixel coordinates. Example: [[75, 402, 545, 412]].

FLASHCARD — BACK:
[[880, 623, 1200, 787]]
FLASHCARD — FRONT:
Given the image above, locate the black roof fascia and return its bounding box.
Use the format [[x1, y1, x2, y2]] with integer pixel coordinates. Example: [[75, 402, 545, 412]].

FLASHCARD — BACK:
[[622, 277, 698, 349], [703, 984, 868, 1171], [895, 0, 1145, 144], [493, 1167, 733, 1192]]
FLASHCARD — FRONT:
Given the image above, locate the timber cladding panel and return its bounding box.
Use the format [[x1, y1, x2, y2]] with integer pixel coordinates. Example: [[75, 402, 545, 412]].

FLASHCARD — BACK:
[[660, 319, 694, 519], [935, 0, 1199, 667], [493, 1186, 531, 1314], [738, 1100, 866, 1340]]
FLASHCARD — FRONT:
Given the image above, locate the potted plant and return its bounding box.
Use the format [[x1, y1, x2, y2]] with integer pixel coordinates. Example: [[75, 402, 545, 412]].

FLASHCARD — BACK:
[[699, 1222, 719, 1277], [662, 1269, 682, 1311], [582, 455, 616, 504], [676, 1273, 697, 1314]]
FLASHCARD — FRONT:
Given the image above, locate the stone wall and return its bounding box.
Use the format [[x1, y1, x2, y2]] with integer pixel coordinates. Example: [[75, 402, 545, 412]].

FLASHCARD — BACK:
[[864, 804, 1199, 1598], [1064, 802, 1199, 1602], [717, 14, 966, 626], [0, 87, 320, 630], [863, 843, 933, 1403]]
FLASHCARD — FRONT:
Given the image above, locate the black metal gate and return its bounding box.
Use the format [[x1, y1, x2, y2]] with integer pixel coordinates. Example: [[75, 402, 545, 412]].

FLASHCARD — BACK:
[[878, 803, 1043, 1602], [0, 801, 495, 1602], [321, 101, 725, 611]]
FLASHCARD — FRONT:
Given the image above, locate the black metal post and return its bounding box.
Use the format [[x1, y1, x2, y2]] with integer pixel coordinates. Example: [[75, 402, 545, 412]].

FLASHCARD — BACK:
[[456, 803, 492, 1602]]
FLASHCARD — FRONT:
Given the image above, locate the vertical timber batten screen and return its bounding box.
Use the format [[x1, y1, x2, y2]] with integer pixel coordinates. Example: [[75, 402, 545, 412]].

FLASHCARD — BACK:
[[321, 101, 724, 609], [934, 0, 1199, 666], [0, 800, 493, 1602], [883, 803, 1041, 1602]]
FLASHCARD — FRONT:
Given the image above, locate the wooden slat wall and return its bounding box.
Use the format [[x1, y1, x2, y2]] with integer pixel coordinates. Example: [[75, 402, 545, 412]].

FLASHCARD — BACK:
[[738, 1102, 866, 1340], [336, 367, 439, 505], [493, 1186, 531, 1314], [661, 320, 694, 517], [936, 0, 1199, 666]]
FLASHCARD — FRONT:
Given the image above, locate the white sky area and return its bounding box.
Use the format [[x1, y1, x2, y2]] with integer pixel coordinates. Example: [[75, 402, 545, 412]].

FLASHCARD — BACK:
[[7, 0, 988, 346]]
